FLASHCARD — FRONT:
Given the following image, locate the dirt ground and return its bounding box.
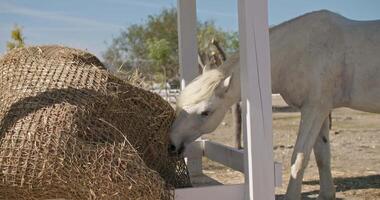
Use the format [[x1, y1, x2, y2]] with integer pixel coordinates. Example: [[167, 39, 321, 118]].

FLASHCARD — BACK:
[[195, 95, 380, 200]]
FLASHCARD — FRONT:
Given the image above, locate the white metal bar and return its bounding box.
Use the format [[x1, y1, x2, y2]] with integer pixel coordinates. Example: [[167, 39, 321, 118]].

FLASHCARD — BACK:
[[203, 141, 282, 187], [177, 0, 198, 89], [203, 140, 244, 172], [275, 162, 283, 187], [183, 140, 204, 176], [238, 0, 275, 199], [183, 140, 204, 158], [177, 0, 203, 176], [175, 184, 245, 200]]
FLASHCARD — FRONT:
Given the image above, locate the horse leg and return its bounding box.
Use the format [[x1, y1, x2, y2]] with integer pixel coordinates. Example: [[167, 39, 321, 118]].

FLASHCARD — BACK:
[[232, 103, 242, 149], [314, 118, 336, 200], [286, 105, 330, 200]]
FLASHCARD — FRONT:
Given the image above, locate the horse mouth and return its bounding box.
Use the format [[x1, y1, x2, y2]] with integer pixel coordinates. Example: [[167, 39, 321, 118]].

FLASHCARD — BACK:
[[177, 145, 185, 155]]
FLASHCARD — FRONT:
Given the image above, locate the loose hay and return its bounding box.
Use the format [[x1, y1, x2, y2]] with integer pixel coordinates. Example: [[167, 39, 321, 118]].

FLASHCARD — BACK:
[[0, 46, 191, 199]]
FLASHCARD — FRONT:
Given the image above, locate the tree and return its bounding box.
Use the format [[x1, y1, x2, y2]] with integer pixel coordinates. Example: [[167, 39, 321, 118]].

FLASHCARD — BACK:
[[103, 8, 178, 80], [103, 7, 238, 83], [226, 31, 239, 53], [147, 38, 172, 83], [7, 25, 25, 51], [197, 21, 228, 53]]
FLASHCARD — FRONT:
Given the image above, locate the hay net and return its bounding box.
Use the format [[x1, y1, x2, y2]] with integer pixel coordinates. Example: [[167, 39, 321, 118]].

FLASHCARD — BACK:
[[0, 45, 191, 200]]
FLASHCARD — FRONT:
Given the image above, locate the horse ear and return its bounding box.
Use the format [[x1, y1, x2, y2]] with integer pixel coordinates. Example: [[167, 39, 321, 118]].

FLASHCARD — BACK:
[[215, 75, 232, 97]]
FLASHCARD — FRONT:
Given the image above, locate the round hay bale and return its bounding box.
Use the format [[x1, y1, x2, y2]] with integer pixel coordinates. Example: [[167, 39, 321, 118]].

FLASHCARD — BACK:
[[0, 46, 190, 199]]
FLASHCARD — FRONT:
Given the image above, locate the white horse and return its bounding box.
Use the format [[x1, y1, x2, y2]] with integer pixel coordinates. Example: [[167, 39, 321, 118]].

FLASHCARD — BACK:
[[169, 10, 380, 200]]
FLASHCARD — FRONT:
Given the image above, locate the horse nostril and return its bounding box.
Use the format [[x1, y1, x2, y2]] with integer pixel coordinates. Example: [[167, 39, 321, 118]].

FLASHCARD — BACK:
[[168, 144, 177, 153]]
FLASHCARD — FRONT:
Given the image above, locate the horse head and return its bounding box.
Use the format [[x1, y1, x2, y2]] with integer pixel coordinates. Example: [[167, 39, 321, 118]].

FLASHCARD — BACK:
[[169, 54, 240, 155]]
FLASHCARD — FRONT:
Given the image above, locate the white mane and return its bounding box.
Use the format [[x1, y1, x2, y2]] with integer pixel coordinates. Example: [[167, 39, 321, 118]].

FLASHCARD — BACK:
[[176, 69, 225, 108], [176, 53, 239, 110]]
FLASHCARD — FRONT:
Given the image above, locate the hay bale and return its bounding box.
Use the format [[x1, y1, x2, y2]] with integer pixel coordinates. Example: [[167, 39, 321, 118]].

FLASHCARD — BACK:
[[0, 46, 190, 199]]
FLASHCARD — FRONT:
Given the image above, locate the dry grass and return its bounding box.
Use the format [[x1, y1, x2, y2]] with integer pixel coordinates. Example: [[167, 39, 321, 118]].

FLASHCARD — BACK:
[[0, 46, 190, 200]]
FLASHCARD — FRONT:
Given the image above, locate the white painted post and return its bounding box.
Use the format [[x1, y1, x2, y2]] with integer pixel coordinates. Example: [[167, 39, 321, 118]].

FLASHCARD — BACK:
[[238, 0, 275, 199], [177, 0, 198, 89], [177, 0, 202, 176], [176, 184, 245, 200]]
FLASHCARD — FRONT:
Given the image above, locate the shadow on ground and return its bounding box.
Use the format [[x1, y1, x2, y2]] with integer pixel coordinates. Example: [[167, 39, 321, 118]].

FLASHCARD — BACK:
[[276, 175, 380, 200], [273, 106, 299, 113]]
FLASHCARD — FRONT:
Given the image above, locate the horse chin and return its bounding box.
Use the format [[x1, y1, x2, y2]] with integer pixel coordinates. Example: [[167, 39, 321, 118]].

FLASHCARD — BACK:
[[177, 145, 186, 156]]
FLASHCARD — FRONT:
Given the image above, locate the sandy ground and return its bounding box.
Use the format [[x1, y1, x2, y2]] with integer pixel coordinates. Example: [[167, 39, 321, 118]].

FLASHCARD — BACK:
[[193, 95, 380, 200]]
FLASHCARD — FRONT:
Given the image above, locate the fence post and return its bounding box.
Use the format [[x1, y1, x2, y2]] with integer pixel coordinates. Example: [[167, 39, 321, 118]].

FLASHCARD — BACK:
[[177, 0, 202, 176], [238, 0, 275, 199]]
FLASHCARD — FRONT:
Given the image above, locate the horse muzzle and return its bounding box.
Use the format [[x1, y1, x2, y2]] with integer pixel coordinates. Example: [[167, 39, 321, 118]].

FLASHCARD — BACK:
[[168, 142, 185, 156]]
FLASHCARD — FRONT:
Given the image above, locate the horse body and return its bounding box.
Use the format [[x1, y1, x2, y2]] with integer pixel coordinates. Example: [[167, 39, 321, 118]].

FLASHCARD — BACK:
[[269, 10, 380, 199], [271, 11, 380, 111], [343, 21, 380, 112], [170, 10, 380, 199]]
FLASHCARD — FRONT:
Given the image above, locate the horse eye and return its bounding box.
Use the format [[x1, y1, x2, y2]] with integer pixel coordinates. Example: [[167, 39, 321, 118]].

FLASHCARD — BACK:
[[201, 111, 210, 117]]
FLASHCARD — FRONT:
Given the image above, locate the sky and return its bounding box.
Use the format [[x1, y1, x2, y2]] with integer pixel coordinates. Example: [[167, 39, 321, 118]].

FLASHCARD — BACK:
[[1, 0, 380, 58]]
